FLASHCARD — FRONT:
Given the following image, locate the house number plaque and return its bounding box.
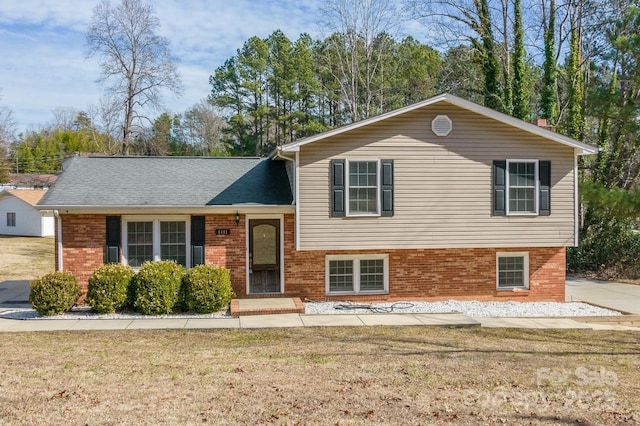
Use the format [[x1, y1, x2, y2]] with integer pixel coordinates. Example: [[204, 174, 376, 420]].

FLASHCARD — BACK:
[[215, 229, 231, 235]]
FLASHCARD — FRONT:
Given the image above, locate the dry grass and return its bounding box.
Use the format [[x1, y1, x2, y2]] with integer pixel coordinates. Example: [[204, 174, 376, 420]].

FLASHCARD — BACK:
[[0, 236, 54, 282], [0, 327, 638, 425]]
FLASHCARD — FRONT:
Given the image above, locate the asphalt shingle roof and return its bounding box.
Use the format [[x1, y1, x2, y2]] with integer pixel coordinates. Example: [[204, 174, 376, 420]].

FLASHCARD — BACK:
[[38, 156, 293, 207], [2, 189, 48, 206]]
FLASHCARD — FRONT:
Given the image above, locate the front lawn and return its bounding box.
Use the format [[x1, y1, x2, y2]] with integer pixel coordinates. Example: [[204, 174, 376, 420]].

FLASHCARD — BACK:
[[0, 326, 637, 424], [0, 236, 54, 282]]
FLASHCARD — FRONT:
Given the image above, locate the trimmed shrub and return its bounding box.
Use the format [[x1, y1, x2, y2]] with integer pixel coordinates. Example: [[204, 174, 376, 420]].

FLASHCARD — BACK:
[[183, 265, 234, 313], [29, 271, 81, 316], [132, 260, 184, 315], [87, 263, 135, 313]]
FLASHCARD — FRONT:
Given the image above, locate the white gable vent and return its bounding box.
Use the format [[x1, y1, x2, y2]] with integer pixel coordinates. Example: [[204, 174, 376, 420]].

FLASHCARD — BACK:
[[431, 115, 452, 137]]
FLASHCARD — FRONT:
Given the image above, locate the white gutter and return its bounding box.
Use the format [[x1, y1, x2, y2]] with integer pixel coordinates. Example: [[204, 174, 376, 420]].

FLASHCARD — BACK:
[[36, 205, 295, 215], [54, 210, 63, 271]]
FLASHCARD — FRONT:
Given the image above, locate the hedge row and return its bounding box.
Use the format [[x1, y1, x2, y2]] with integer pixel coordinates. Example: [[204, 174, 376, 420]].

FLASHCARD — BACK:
[[30, 261, 234, 316]]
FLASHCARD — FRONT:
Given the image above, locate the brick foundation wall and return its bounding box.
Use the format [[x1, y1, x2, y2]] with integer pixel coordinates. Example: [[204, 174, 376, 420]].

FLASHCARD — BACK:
[[58, 213, 566, 303]]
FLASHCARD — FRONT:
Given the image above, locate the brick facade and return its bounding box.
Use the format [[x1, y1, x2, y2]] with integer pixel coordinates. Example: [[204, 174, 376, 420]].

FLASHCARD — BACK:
[[281, 215, 566, 302], [57, 214, 108, 301], [57, 213, 566, 303]]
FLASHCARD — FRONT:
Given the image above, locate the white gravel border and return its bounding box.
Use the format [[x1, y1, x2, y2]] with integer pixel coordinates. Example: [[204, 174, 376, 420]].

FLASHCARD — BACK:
[[0, 300, 622, 320], [0, 307, 230, 320], [304, 300, 622, 317]]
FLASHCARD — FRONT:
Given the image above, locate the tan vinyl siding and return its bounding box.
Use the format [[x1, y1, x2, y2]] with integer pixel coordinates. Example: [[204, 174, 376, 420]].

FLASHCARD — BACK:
[[297, 103, 576, 250]]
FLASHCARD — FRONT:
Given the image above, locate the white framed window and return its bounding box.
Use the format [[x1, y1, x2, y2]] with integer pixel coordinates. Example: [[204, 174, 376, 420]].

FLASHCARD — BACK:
[[326, 254, 389, 294], [6, 212, 16, 227], [347, 160, 380, 216], [506, 160, 538, 214], [122, 216, 190, 268], [496, 252, 529, 290]]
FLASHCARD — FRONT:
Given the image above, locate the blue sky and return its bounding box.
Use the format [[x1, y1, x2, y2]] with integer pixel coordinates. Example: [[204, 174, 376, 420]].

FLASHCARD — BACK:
[[0, 0, 338, 133]]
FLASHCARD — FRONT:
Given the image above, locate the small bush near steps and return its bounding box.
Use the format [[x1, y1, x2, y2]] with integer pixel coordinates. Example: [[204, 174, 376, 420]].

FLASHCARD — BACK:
[[30, 271, 81, 316], [87, 263, 135, 314], [132, 260, 184, 315], [183, 264, 234, 313]]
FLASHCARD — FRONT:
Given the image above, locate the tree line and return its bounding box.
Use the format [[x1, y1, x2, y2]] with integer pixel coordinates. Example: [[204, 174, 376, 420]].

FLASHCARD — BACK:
[[2, 0, 640, 277]]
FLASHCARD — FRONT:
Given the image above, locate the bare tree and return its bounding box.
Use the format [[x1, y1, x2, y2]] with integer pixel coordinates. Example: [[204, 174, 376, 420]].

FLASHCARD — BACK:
[[406, 0, 503, 110], [0, 90, 16, 157], [178, 101, 227, 155], [86, 0, 182, 155], [51, 107, 80, 131], [320, 0, 399, 122]]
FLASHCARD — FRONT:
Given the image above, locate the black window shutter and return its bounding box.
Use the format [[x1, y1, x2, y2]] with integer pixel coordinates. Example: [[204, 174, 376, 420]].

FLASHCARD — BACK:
[[539, 161, 551, 216], [493, 160, 506, 215], [191, 216, 205, 266], [381, 159, 394, 217], [330, 159, 346, 217], [105, 216, 121, 263]]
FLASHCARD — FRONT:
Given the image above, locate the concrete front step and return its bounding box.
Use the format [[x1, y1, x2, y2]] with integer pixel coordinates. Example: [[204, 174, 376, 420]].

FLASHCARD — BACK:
[[230, 297, 305, 317]]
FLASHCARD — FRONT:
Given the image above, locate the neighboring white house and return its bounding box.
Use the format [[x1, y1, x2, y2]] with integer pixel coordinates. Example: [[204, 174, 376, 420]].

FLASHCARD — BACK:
[[0, 189, 54, 237]]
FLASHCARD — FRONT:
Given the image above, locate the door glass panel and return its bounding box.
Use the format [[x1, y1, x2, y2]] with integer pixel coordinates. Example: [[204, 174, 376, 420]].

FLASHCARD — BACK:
[[252, 224, 276, 265]]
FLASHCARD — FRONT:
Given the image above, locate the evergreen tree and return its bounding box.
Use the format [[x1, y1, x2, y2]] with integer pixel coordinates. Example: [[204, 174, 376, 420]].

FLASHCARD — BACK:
[[512, 0, 528, 119], [565, 18, 585, 139], [541, 0, 558, 122]]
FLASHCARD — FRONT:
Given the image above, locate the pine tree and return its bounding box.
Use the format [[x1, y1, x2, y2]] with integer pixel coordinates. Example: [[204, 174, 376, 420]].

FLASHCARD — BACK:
[[511, 0, 528, 120], [541, 0, 558, 122]]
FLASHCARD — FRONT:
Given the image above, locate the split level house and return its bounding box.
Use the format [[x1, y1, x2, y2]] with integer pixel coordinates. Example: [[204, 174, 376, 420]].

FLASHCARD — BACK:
[[37, 94, 597, 302]]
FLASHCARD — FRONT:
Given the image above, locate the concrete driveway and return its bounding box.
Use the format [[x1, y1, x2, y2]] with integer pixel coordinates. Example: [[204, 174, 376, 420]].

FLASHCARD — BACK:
[[566, 276, 640, 314], [0, 280, 31, 308]]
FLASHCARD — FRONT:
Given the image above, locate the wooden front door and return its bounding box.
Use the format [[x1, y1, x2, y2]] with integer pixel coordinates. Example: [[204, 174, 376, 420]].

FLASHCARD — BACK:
[[248, 219, 281, 293]]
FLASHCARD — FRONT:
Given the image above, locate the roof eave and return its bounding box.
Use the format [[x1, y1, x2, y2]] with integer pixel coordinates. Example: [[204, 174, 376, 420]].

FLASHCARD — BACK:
[[36, 205, 296, 214]]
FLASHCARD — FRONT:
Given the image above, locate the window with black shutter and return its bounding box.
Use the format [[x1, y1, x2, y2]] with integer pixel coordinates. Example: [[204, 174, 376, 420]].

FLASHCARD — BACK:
[[330, 159, 394, 217], [493, 160, 551, 216]]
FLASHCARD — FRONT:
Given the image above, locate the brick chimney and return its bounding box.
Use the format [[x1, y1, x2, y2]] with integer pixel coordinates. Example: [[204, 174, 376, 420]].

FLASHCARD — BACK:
[[532, 118, 547, 128]]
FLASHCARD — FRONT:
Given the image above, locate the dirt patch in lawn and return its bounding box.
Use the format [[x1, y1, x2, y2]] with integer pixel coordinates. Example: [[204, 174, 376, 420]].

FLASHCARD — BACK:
[[0, 236, 54, 282], [0, 327, 638, 425]]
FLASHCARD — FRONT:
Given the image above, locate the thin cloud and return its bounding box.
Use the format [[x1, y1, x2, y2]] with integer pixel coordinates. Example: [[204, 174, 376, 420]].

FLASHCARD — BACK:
[[0, 0, 336, 132]]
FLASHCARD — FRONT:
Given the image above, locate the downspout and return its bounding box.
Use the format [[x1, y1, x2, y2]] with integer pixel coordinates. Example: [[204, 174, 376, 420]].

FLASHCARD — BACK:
[[276, 148, 300, 250], [54, 210, 63, 271], [276, 148, 296, 204]]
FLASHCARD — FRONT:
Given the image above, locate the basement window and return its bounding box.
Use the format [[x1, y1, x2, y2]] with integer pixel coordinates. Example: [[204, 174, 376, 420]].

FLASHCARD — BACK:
[[326, 255, 388, 294], [496, 252, 529, 290]]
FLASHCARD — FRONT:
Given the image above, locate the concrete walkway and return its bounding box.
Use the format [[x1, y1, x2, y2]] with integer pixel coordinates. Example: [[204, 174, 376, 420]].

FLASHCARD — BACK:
[[1, 278, 639, 332], [2, 311, 637, 332]]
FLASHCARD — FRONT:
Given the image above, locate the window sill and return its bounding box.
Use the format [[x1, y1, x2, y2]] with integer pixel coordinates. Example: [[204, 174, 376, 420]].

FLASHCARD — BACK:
[[495, 288, 530, 297], [506, 213, 539, 217], [327, 291, 388, 296]]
